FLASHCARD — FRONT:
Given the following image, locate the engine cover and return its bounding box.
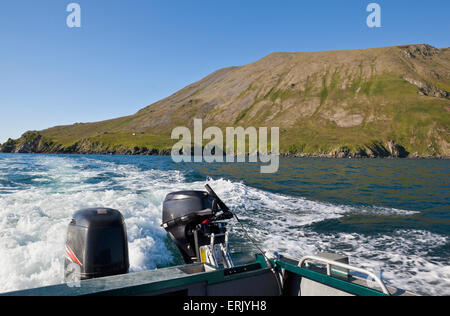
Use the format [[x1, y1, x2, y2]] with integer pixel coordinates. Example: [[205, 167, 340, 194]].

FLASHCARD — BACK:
[[64, 208, 129, 281]]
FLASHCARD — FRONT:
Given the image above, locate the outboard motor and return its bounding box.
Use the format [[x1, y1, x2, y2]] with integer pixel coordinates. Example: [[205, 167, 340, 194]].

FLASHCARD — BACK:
[[162, 185, 234, 267], [64, 208, 129, 282]]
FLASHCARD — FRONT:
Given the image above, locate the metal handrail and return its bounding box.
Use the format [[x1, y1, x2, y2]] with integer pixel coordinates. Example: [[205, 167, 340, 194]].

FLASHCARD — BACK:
[[298, 255, 390, 295]]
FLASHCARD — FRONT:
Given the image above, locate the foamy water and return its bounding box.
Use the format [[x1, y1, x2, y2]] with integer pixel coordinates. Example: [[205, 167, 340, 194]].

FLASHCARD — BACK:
[[0, 154, 448, 295]]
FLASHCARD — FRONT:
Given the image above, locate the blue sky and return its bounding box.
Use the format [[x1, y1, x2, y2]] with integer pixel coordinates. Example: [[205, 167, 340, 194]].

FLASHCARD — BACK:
[[0, 0, 449, 143]]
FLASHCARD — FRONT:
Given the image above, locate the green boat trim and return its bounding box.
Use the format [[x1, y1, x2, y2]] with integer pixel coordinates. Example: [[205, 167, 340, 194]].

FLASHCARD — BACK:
[[3, 255, 401, 296]]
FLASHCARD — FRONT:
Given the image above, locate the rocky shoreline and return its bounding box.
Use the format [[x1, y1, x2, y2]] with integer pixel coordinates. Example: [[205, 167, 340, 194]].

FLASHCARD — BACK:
[[280, 153, 449, 160], [1, 150, 448, 160], [0, 141, 450, 160], [0, 135, 173, 156], [0, 132, 448, 160]]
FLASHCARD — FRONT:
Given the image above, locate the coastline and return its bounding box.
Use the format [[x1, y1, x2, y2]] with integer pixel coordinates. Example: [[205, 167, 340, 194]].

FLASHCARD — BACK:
[[1, 132, 448, 159], [0, 150, 448, 160]]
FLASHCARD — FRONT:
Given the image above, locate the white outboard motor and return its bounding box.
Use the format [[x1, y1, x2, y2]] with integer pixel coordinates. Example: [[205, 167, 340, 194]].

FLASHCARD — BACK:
[[162, 185, 235, 268], [64, 208, 129, 282]]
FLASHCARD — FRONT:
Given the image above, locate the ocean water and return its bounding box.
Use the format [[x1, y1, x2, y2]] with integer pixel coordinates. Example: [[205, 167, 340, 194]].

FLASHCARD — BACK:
[[0, 153, 448, 295]]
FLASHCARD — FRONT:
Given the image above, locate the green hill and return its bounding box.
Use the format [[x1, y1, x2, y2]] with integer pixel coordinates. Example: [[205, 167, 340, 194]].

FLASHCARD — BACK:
[[2, 44, 449, 158]]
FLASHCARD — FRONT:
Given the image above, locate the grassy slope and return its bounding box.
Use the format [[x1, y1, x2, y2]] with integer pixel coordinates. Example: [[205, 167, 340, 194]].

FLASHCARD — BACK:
[[279, 73, 450, 155]]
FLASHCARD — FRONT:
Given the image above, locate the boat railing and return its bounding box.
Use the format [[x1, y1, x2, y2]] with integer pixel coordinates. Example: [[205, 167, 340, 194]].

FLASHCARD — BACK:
[[298, 255, 390, 295]]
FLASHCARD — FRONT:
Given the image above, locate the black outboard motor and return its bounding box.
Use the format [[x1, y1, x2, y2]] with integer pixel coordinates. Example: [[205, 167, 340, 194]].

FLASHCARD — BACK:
[[162, 186, 234, 265], [64, 208, 129, 281]]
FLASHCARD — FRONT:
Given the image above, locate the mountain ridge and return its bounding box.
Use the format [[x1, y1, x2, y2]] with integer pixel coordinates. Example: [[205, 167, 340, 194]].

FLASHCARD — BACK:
[[2, 44, 450, 158]]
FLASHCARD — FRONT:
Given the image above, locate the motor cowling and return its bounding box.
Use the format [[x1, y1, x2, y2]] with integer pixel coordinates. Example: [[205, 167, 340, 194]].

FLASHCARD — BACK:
[[64, 208, 129, 282], [162, 190, 234, 264]]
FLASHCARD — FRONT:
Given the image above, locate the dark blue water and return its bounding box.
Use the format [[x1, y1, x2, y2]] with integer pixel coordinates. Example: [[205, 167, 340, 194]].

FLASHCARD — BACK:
[[184, 158, 450, 233], [0, 153, 448, 295]]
